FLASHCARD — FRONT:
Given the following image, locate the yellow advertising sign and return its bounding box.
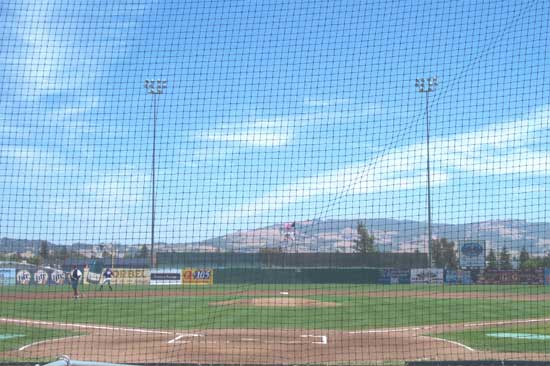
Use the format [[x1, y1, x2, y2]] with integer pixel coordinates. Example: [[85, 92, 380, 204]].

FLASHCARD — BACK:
[[111, 268, 150, 285], [182, 268, 214, 285]]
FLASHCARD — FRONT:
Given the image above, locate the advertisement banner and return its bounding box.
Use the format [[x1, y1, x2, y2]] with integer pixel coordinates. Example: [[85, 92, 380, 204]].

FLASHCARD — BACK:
[[50, 270, 66, 285], [182, 268, 214, 285], [462, 270, 472, 285], [444, 270, 472, 285], [480, 269, 543, 285], [150, 269, 182, 285], [444, 270, 458, 284], [15, 268, 66, 285], [0, 268, 16, 285], [16, 269, 33, 285], [111, 268, 150, 285], [378, 269, 410, 284], [459, 241, 486, 269], [545, 268, 550, 286], [411, 268, 444, 284], [33, 269, 49, 285]]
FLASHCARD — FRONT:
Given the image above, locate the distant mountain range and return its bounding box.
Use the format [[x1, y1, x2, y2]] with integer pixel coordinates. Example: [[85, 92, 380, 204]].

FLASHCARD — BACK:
[[2, 219, 550, 256], [200, 219, 550, 255]]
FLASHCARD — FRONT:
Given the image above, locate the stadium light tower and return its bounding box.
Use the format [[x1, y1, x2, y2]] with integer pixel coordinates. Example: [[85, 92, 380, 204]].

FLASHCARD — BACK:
[[144, 79, 167, 268], [415, 76, 437, 268]]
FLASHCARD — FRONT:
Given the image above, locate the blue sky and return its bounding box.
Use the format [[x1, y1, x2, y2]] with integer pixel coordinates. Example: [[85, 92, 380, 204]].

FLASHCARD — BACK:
[[0, 0, 549, 245]]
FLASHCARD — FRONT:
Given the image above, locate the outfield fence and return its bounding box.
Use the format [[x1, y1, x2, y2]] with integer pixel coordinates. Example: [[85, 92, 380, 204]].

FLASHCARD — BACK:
[[3, 265, 550, 286]]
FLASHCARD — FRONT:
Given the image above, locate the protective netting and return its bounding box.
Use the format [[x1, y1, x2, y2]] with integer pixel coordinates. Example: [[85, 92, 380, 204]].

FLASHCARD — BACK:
[[1, 0, 550, 365]]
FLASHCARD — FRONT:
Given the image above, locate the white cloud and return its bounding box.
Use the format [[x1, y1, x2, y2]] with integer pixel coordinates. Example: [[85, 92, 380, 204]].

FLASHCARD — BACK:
[[303, 98, 353, 107], [196, 118, 293, 147], [214, 158, 449, 225], [47, 97, 100, 118], [213, 107, 550, 226], [429, 108, 550, 175], [0, 146, 65, 173], [12, 3, 99, 98], [15, 7, 65, 93]]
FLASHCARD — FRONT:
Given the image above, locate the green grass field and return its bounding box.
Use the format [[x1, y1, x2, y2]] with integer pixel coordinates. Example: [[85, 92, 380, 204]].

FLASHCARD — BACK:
[[2, 284, 550, 359], [433, 323, 550, 354], [1, 288, 549, 330]]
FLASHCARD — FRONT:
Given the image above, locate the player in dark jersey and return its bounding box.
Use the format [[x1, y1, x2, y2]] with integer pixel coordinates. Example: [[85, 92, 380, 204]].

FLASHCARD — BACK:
[[70, 265, 82, 300], [100, 268, 114, 290]]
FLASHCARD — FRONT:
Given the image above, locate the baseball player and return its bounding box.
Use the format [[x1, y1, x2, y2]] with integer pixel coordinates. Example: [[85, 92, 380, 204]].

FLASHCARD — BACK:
[[99, 268, 114, 290], [70, 265, 82, 300]]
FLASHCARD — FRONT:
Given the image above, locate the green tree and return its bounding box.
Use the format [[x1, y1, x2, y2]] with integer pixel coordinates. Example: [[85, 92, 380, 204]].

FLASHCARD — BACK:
[[519, 246, 530, 269], [39, 240, 50, 263], [27, 255, 43, 266], [48, 246, 68, 266], [58, 246, 69, 261], [499, 246, 512, 270], [8, 253, 23, 262], [486, 248, 498, 270], [353, 222, 376, 254], [430, 238, 458, 269], [521, 258, 542, 270], [137, 244, 150, 258], [259, 247, 283, 254]]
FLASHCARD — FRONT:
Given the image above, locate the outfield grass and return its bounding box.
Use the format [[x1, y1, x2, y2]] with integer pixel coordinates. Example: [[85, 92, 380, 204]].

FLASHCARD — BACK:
[[1, 293, 549, 331]]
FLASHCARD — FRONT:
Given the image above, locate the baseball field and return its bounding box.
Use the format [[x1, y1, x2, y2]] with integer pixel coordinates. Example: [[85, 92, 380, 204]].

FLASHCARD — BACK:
[[2, 284, 550, 365]]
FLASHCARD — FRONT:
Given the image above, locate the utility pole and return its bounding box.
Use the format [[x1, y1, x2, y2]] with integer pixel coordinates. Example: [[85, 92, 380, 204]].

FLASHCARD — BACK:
[[415, 77, 438, 267]]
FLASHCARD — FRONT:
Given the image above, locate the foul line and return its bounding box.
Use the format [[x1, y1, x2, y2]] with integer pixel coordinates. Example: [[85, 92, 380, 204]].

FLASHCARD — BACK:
[[167, 333, 203, 344], [349, 317, 550, 335], [420, 335, 475, 352], [0, 317, 176, 336], [301, 335, 328, 344], [463, 318, 550, 328], [18, 335, 84, 351], [2, 317, 328, 348]]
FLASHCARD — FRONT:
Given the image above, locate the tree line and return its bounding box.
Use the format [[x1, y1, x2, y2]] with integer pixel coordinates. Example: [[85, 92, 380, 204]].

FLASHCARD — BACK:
[[353, 222, 545, 270], [0, 241, 151, 267], [2, 225, 544, 271]]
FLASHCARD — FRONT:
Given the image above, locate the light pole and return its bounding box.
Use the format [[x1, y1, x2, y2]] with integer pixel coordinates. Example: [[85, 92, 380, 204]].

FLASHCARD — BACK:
[[415, 76, 437, 267], [144, 79, 167, 268]]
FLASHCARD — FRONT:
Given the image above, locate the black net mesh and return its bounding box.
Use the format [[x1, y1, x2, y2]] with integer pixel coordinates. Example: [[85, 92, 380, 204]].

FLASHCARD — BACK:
[[1, 0, 550, 365]]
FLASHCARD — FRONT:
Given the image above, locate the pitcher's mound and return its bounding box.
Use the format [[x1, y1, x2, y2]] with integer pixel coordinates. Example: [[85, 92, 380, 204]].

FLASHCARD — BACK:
[[212, 297, 339, 307]]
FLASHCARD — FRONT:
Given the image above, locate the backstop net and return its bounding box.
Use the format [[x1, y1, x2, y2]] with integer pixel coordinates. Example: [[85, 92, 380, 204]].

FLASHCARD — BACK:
[[1, 0, 550, 365]]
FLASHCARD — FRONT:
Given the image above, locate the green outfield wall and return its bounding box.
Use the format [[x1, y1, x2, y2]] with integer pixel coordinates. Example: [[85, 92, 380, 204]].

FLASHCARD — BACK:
[[212, 267, 382, 284], [156, 252, 428, 269]]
